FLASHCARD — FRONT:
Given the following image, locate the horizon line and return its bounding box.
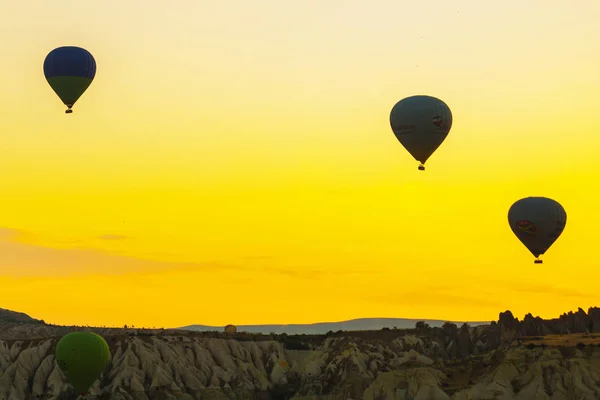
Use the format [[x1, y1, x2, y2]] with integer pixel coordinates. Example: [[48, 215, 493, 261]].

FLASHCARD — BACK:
[[176, 316, 494, 329]]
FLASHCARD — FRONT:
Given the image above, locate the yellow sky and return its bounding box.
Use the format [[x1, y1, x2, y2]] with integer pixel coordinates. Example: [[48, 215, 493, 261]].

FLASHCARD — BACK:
[[0, 1, 599, 328]]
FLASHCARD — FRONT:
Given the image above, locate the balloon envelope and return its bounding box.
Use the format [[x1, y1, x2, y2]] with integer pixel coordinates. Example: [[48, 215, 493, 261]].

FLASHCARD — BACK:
[[43, 46, 96, 111], [389, 95, 452, 166], [55, 332, 110, 394], [508, 197, 566, 259]]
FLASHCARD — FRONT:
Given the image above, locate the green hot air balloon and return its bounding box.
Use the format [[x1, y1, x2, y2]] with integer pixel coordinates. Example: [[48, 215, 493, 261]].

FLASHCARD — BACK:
[[55, 332, 110, 395], [390, 95, 453, 171], [508, 197, 567, 264]]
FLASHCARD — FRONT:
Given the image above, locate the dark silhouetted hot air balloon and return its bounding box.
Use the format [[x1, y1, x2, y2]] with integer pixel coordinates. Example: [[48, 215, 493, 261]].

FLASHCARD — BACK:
[[55, 332, 110, 395], [43, 46, 96, 114], [508, 197, 567, 264], [390, 95, 453, 170]]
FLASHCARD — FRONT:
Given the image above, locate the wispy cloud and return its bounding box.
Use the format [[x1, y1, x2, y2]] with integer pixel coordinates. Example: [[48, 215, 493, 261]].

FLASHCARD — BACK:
[[0, 228, 378, 280], [361, 288, 505, 309], [508, 283, 600, 300], [260, 265, 375, 279], [97, 234, 128, 241], [0, 227, 239, 277], [241, 255, 273, 261], [261, 266, 328, 279]]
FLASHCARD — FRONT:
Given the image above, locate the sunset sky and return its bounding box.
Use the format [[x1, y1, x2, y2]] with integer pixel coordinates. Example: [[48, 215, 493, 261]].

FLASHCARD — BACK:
[[0, 1, 599, 329]]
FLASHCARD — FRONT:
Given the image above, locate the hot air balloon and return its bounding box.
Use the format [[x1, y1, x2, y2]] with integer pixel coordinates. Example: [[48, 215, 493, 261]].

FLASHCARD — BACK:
[[508, 197, 566, 264], [389, 95, 453, 170], [43, 46, 96, 114], [55, 332, 110, 396]]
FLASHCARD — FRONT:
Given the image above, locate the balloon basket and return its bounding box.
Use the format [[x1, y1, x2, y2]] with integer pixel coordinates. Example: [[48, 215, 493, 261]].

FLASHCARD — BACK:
[[418, 165, 425, 171], [534, 259, 543, 264], [65, 109, 73, 114]]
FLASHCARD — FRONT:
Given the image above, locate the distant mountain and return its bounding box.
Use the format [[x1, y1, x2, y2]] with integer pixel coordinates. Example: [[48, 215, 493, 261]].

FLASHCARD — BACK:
[[178, 317, 492, 334]]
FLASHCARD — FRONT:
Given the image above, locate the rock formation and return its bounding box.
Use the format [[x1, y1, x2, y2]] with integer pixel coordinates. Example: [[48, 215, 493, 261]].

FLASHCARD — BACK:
[[0, 307, 597, 399]]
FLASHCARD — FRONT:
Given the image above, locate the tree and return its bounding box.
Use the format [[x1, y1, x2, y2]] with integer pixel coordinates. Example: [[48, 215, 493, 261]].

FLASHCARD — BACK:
[[415, 321, 430, 330], [442, 322, 457, 329]]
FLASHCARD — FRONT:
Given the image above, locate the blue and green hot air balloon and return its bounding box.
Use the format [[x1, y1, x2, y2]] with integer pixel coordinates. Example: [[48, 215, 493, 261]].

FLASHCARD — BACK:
[[43, 46, 96, 114]]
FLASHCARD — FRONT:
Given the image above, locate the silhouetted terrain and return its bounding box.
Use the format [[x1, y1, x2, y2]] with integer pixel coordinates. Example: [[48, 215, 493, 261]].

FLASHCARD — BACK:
[[179, 318, 491, 335], [0, 308, 44, 325], [0, 307, 599, 399]]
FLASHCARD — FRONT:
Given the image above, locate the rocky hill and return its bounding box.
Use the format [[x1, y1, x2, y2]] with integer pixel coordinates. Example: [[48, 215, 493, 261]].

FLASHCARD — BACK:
[[0, 307, 599, 399], [0, 308, 44, 326]]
